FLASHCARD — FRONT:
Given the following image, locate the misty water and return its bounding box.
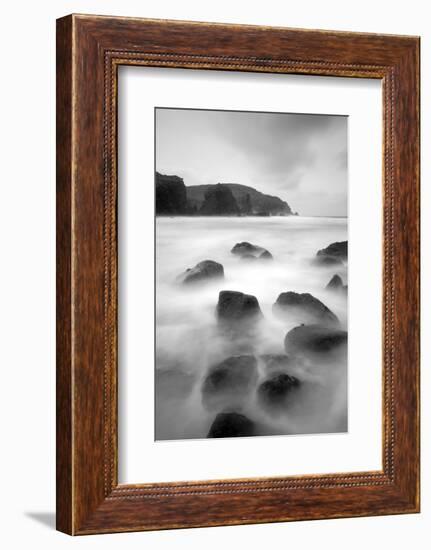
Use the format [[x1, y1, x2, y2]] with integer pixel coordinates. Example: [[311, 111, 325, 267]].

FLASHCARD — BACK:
[[155, 216, 348, 440]]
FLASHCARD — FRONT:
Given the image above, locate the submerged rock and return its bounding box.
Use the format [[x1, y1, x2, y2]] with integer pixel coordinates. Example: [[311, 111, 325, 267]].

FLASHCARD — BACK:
[[202, 355, 258, 410], [314, 241, 348, 266], [231, 242, 273, 259], [216, 290, 263, 325], [207, 412, 256, 438], [258, 373, 301, 409], [178, 259, 224, 284], [273, 291, 339, 326], [326, 274, 348, 293], [284, 324, 347, 358]]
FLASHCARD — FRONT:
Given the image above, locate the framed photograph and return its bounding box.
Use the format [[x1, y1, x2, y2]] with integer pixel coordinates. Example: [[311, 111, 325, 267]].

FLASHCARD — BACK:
[[56, 14, 420, 535]]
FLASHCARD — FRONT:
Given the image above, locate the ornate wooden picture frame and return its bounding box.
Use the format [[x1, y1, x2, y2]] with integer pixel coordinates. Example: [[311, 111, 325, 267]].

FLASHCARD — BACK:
[[56, 14, 420, 535]]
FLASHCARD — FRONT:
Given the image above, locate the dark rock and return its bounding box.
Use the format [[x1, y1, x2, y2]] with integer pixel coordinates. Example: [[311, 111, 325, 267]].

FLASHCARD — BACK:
[[326, 274, 343, 289], [326, 274, 348, 294], [313, 241, 347, 266], [199, 183, 240, 216], [216, 291, 263, 325], [273, 292, 339, 326], [179, 260, 224, 284], [231, 242, 265, 256], [258, 373, 301, 409], [155, 172, 188, 215], [318, 241, 348, 258], [231, 242, 272, 259], [202, 355, 258, 409], [207, 412, 256, 438], [284, 324, 347, 358]]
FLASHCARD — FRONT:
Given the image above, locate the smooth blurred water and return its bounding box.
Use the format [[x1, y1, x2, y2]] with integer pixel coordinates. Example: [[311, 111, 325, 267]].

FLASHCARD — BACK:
[[155, 216, 348, 440]]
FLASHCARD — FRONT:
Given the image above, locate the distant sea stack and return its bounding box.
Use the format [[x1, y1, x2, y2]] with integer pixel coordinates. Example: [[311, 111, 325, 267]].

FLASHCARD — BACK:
[[155, 172, 188, 215]]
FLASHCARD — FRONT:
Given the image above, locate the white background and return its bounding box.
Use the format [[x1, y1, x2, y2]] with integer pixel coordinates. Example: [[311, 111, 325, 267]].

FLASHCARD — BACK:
[[0, 1, 428, 548], [119, 67, 382, 483]]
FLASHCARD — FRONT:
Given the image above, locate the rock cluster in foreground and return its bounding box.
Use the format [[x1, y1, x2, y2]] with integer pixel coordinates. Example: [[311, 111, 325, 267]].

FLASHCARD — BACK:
[[168, 240, 348, 438]]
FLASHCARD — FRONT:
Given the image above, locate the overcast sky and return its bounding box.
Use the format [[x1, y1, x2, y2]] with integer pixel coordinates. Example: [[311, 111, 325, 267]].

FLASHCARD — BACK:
[[155, 108, 347, 217]]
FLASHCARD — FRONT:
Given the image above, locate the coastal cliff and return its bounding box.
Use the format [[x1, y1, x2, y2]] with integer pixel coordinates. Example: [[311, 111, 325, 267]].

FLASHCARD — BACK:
[[155, 172, 296, 216], [155, 172, 188, 215]]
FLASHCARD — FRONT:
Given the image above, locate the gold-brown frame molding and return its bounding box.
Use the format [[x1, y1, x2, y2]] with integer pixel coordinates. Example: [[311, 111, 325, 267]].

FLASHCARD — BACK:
[[56, 14, 420, 534]]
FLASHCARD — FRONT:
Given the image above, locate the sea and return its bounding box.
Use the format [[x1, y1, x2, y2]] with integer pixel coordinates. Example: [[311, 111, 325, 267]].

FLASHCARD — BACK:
[[155, 216, 348, 440]]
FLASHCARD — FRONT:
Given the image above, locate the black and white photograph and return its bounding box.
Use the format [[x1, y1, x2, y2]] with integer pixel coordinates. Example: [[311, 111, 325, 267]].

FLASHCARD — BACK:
[[155, 107, 348, 440]]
